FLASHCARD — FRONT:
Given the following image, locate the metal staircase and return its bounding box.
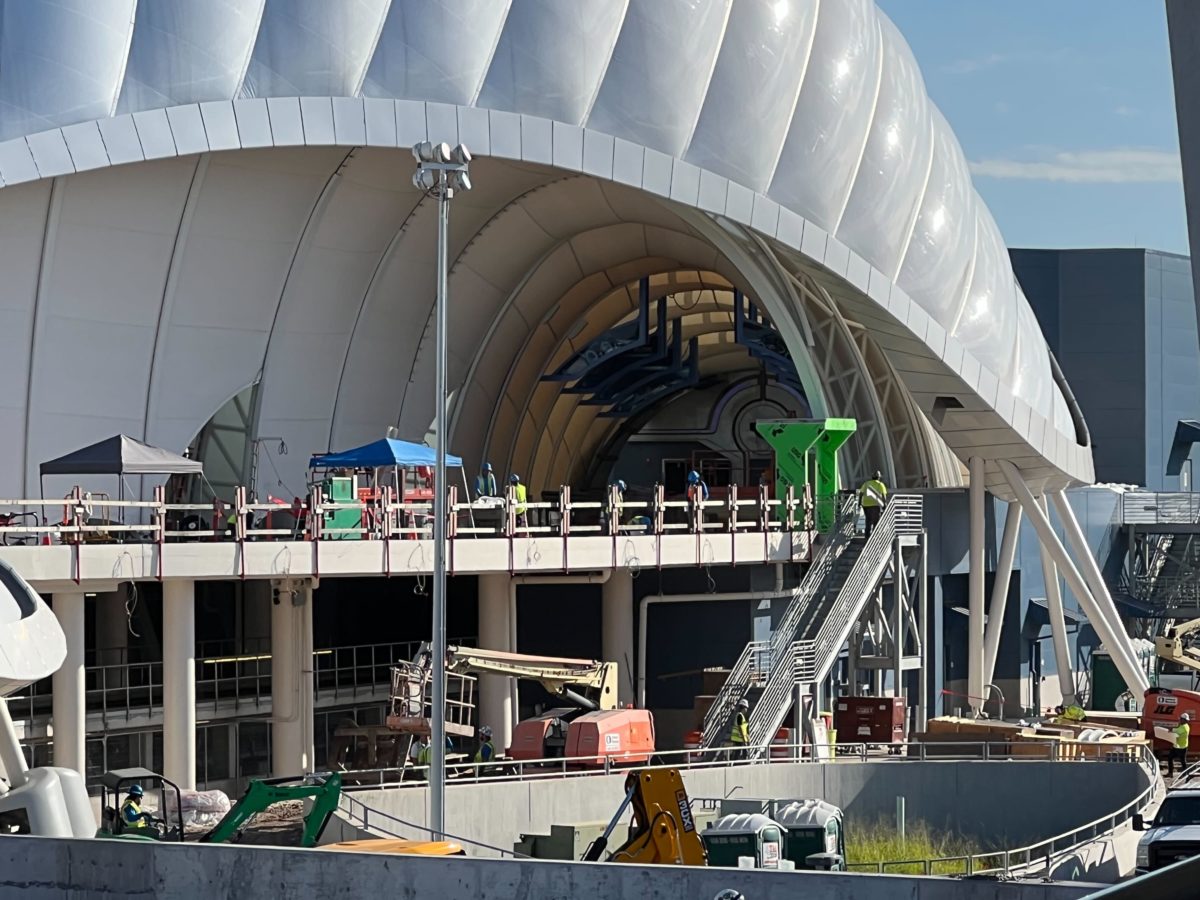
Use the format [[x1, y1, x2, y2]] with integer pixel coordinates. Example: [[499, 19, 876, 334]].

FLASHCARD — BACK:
[[700, 495, 859, 749], [701, 495, 924, 757]]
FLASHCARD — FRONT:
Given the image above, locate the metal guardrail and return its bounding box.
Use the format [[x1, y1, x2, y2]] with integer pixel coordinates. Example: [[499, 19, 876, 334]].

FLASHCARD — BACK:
[[9, 638, 475, 730], [334, 739, 1156, 877], [0, 481, 813, 545], [701, 494, 861, 749], [1122, 492, 1200, 526], [845, 743, 1161, 878]]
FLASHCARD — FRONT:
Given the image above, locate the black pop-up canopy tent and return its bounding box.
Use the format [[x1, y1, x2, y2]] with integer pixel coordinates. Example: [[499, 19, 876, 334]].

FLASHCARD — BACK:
[[40, 434, 202, 478], [39, 435, 203, 518]]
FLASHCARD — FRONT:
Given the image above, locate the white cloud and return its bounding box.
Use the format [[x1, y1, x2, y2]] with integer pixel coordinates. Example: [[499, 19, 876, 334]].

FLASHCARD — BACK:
[[969, 148, 1181, 184], [942, 52, 1007, 75]]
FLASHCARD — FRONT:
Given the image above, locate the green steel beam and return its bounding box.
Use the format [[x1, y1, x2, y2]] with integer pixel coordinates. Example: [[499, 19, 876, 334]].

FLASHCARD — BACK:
[[756, 418, 858, 531]]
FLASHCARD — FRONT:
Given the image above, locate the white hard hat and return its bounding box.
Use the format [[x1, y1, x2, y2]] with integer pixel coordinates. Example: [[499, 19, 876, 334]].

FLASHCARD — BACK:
[[737, 698, 749, 709], [480, 725, 493, 737], [1182, 713, 1191, 722]]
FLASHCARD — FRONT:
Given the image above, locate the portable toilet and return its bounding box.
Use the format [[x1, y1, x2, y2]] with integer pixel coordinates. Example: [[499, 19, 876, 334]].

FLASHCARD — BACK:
[[701, 813, 785, 869], [775, 799, 845, 870]]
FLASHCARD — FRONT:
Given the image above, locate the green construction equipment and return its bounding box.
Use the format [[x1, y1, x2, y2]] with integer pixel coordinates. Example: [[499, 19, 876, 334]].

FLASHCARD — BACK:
[[755, 419, 857, 532], [199, 772, 342, 847]]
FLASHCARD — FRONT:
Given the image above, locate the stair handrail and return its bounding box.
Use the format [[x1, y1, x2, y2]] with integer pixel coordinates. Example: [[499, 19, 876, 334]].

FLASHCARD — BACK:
[[745, 495, 924, 755], [701, 494, 860, 746]]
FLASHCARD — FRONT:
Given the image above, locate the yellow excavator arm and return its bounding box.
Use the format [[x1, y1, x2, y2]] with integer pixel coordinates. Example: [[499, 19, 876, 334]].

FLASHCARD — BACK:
[[582, 768, 707, 866], [1156, 619, 1200, 672]]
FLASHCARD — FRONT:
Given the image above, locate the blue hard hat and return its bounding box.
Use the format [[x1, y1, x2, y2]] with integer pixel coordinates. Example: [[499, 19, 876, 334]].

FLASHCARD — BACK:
[[616, 479, 627, 492], [510, 473, 520, 483], [128, 784, 144, 798], [687, 470, 700, 484], [483, 462, 493, 472]]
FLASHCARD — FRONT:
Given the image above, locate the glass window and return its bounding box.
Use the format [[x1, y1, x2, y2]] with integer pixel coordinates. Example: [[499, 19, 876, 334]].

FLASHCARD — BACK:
[[1156, 796, 1200, 826], [238, 721, 270, 779], [200, 724, 231, 785]]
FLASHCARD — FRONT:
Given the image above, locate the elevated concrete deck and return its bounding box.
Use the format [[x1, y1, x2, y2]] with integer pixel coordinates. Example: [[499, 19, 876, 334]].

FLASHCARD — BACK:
[[0, 531, 812, 591]]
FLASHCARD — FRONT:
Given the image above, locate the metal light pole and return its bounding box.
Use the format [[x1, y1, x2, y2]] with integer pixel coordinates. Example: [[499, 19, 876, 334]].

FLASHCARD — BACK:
[[412, 141, 471, 838]]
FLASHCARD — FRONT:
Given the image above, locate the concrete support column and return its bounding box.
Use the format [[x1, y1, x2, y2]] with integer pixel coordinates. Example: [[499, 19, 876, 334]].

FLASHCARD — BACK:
[[602, 570, 635, 707], [271, 581, 315, 776], [477, 574, 513, 752], [162, 580, 196, 789], [1038, 497, 1077, 706], [967, 456, 986, 715], [51, 592, 86, 774]]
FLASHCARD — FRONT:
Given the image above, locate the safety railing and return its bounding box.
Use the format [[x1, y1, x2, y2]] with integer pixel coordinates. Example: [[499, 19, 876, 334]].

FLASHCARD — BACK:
[[336, 738, 1151, 788], [745, 496, 922, 755], [0, 481, 813, 546], [337, 789, 528, 858], [846, 742, 1160, 878], [1122, 492, 1200, 526], [700, 494, 859, 749], [14, 639, 474, 730], [333, 739, 1155, 880]]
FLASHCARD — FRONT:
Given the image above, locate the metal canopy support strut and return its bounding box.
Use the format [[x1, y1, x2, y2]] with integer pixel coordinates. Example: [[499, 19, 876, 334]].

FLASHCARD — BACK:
[[1038, 497, 1077, 706], [983, 502, 1022, 688], [967, 457, 986, 714], [999, 461, 1149, 696]]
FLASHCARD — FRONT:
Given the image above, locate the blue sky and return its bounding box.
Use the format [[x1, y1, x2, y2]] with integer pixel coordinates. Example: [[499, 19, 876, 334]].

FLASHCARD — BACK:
[[877, 0, 1187, 254]]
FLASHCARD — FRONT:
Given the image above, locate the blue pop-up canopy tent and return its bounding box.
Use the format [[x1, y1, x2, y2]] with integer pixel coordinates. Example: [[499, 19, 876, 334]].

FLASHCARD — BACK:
[[308, 438, 462, 470]]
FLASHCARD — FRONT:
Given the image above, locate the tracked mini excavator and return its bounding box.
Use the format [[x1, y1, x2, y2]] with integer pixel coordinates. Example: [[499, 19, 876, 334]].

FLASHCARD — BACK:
[[388, 644, 655, 767]]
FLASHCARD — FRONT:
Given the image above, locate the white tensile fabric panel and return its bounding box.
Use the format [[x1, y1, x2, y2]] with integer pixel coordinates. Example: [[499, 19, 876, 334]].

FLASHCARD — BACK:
[[118, 0, 265, 114], [953, 201, 1018, 386], [143, 149, 343, 457], [0, 181, 51, 497], [767, 0, 881, 232], [23, 159, 196, 493], [685, 0, 818, 194], [1052, 382, 1073, 439], [896, 107, 976, 329], [835, 13, 932, 279], [0, 0, 136, 142], [477, 0, 627, 126], [1010, 288, 1053, 420], [241, 0, 390, 99], [364, 0, 512, 107], [587, 0, 732, 158], [254, 149, 419, 497]]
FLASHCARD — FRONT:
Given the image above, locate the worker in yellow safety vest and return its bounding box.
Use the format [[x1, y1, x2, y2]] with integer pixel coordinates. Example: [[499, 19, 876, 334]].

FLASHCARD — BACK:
[[1169, 712, 1191, 777], [474, 724, 496, 771], [509, 474, 528, 531], [1055, 703, 1087, 724], [728, 698, 750, 761], [858, 471, 888, 538]]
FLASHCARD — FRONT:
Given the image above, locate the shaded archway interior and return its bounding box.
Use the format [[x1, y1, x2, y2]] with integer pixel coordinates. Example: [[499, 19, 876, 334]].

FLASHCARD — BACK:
[[5, 146, 946, 502]]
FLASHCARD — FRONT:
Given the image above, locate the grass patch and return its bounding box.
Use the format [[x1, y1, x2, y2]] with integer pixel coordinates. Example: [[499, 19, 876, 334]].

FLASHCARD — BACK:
[[846, 818, 998, 875]]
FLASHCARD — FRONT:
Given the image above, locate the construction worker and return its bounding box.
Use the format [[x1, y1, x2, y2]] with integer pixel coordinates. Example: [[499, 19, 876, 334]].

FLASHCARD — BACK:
[[687, 470, 709, 532], [1055, 703, 1087, 724], [1169, 712, 1192, 777], [120, 784, 155, 831], [474, 462, 499, 500], [728, 698, 750, 761], [475, 725, 496, 769], [415, 737, 432, 780], [857, 470, 888, 538], [510, 474, 528, 530]]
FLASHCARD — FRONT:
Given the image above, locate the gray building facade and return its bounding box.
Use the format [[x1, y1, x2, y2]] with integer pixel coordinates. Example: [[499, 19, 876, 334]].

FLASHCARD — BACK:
[[1011, 249, 1200, 489]]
